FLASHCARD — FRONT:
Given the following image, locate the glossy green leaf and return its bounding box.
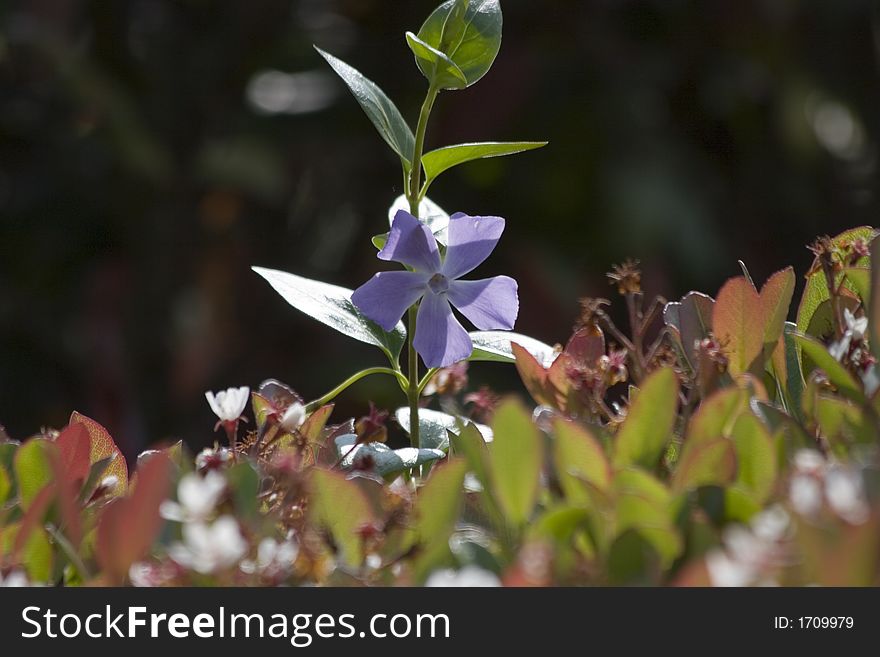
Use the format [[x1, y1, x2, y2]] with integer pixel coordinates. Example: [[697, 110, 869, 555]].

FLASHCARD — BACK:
[[770, 322, 805, 419], [309, 468, 376, 566], [613, 367, 679, 469], [315, 48, 414, 167], [730, 413, 777, 503], [422, 142, 547, 188], [335, 434, 445, 476], [395, 408, 492, 450], [794, 333, 866, 404], [405, 31, 467, 90], [469, 330, 558, 367], [14, 439, 54, 508], [553, 419, 612, 503], [253, 266, 406, 362], [488, 398, 542, 526], [415, 0, 503, 88], [671, 438, 736, 492]]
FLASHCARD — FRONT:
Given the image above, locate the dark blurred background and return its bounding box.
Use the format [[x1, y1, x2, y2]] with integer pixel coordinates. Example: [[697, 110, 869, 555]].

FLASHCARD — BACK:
[[2, 0, 879, 458]]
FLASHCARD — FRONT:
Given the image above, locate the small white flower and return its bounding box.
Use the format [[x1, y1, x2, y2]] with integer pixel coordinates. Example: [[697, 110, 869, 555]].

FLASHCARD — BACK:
[[169, 516, 247, 574], [825, 467, 870, 525], [280, 402, 307, 433], [160, 471, 227, 522], [861, 364, 880, 397], [425, 566, 501, 587], [844, 308, 868, 341], [195, 446, 232, 471], [205, 386, 250, 422], [790, 474, 824, 517], [793, 449, 825, 475], [0, 570, 30, 587], [706, 552, 755, 587]]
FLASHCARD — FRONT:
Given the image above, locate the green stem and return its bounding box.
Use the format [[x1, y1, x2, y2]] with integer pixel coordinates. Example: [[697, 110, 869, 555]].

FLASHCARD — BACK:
[[305, 367, 408, 413], [417, 367, 441, 395], [402, 84, 440, 450]]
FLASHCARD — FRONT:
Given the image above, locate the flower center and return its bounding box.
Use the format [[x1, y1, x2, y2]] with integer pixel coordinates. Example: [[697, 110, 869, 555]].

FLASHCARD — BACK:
[[428, 273, 449, 294]]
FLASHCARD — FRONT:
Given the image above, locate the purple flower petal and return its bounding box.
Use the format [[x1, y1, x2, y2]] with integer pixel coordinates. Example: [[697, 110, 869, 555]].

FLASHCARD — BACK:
[[351, 270, 429, 331], [379, 210, 441, 273], [441, 214, 505, 279], [414, 293, 473, 367], [447, 276, 519, 330]]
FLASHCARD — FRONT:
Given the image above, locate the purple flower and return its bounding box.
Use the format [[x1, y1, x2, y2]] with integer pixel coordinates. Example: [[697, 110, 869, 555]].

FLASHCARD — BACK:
[[352, 210, 518, 368]]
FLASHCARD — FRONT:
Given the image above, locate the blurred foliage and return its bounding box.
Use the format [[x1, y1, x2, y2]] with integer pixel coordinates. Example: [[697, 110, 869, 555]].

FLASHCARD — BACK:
[[1, 0, 880, 459]]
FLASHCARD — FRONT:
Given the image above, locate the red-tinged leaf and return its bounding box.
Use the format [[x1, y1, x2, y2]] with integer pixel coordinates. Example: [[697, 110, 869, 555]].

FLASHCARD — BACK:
[[69, 411, 128, 495], [564, 327, 605, 367], [664, 292, 715, 369], [713, 277, 764, 377], [55, 423, 91, 489], [301, 404, 334, 444], [96, 453, 172, 583], [513, 342, 554, 407], [672, 559, 712, 586], [871, 235, 880, 359], [759, 267, 795, 360]]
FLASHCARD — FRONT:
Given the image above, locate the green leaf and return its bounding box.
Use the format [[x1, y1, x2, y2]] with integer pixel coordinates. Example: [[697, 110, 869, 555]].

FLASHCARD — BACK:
[[770, 322, 805, 419], [730, 413, 777, 503], [334, 435, 445, 476], [416, 0, 503, 88], [553, 419, 612, 504], [794, 333, 866, 404], [253, 266, 406, 363], [671, 438, 737, 492], [405, 31, 468, 90], [22, 527, 53, 583], [488, 398, 542, 526], [395, 408, 491, 450], [613, 367, 679, 469], [226, 461, 260, 523], [469, 330, 558, 367], [843, 267, 871, 308], [14, 439, 54, 508], [796, 226, 877, 339], [413, 458, 467, 549], [449, 423, 491, 487], [422, 142, 547, 188], [315, 48, 414, 167], [309, 468, 376, 566], [687, 386, 748, 446], [0, 464, 10, 505]]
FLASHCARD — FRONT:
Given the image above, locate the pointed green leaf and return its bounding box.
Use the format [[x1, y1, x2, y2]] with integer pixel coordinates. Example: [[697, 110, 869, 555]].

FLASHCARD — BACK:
[[335, 435, 445, 476], [613, 367, 679, 469], [405, 31, 468, 90], [730, 413, 777, 503], [416, 0, 503, 88], [309, 468, 376, 566], [553, 419, 612, 504], [488, 398, 542, 526], [469, 330, 558, 367], [794, 333, 866, 404], [14, 439, 54, 509], [315, 48, 414, 167], [672, 438, 737, 492], [422, 141, 547, 187], [253, 266, 406, 362], [413, 458, 467, 548], [395, 408, 492, 450]]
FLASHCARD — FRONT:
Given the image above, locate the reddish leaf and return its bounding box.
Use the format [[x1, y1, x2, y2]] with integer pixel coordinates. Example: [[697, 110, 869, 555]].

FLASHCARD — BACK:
[[713, 277, 763, 377], [95, 453, 172, 583], [69, 411, 128, 495], [55, 423, 90, 489], [513, 342, 555, 407], [564, 327, 605, 367]]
